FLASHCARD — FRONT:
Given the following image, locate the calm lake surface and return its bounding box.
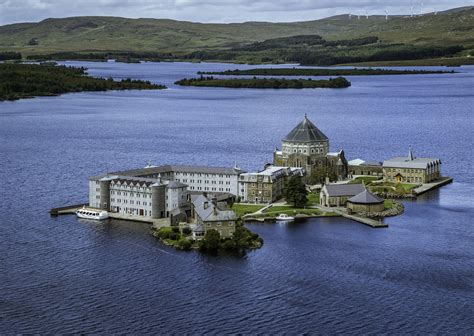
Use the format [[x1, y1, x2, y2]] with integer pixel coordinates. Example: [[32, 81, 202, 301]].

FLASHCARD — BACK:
[[1, 61, 473, 334]]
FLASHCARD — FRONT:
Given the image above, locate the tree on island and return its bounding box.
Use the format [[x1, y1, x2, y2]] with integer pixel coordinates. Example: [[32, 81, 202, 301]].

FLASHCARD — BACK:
[[199, 229, 221, 254], [284, 176, 308, 208], [308, 166, 338, 185]]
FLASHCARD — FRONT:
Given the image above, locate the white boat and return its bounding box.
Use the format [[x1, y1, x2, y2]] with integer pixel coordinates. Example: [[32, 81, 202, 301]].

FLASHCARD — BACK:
[[75, 207, 109, 220], [276, 213, 294, 221]]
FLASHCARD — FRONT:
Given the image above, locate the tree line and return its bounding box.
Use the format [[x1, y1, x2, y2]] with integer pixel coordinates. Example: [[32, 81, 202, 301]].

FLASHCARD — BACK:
[[0, 63, 166, 101], [175, 76, 351, 89], [0, 52, 22, 61]]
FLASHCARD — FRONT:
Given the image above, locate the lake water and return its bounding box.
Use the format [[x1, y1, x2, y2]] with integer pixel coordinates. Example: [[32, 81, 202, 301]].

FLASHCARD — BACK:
[[1, 61, 473, 334]]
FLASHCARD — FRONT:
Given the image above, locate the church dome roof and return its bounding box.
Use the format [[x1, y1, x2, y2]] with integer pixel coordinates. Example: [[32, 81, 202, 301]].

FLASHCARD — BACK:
[[283, 115, 328, 143]]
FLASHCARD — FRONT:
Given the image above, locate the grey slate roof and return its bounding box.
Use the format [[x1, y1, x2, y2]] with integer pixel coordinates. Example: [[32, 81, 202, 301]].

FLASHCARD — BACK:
[[192, 195, 238, 222], [324, 183, 365, 197], [283, 116, 329, 143], [348, 189, 384, 204], [166, 180, 187, 189], [383, 157, 441, 169], [95, 164, 246, 178]]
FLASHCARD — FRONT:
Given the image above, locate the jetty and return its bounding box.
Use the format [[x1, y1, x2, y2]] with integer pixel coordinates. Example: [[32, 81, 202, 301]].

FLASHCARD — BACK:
[[50, 204, 169, 227], [414, 177, 453, 196], [340, 213, 388, 228]]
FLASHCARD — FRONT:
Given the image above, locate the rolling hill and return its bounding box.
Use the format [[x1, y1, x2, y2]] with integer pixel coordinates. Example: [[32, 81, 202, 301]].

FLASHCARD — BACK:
[[0, 6, 472, 56]]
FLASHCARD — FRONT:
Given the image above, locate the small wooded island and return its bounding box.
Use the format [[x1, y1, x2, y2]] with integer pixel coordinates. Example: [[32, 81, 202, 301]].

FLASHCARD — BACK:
[[0, 63, 166, 101], [199, 68, 455, 76], [175, 76, 351, 89]]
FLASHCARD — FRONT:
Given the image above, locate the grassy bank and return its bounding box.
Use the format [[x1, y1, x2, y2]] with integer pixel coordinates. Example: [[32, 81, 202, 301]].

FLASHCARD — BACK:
[[199, 68, 453, 76], [231, 204, 265, 217], [175, 76, 351, 89], [0, 63, 166, 101]]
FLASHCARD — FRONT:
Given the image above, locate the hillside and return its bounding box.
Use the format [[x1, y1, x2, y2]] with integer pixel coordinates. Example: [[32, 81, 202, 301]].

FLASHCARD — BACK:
[[0, 6, 472, 56]]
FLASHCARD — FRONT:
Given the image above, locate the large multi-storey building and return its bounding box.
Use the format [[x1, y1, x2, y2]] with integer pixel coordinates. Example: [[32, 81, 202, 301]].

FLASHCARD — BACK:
[[273, 115, 348, 181], [89, 174, 188, 219], [383, 148, 441, 183], [238, 166, 305, 204], [111, 165, 244, 195], [89, 164, 243, 223]]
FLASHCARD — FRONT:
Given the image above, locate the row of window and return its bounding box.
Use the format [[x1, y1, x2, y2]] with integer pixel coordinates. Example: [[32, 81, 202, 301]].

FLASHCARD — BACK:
[[285, 148, 325, 154], [110, 190, 152, 198], [177, 172, 233, 178], [206, 221, 234, 227], [188, 186, 231, 192], [111, 198, 150, 206]]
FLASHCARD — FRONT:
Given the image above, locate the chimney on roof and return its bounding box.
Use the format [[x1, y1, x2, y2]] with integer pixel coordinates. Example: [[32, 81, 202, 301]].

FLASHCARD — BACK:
[[408, 146, 414, 161], [325, 175, 330, 185], [203, 201, 209, 210]]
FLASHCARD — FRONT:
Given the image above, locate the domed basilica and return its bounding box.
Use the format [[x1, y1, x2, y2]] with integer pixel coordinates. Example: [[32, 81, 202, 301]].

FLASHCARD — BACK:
[[273, 115, 348, 181]]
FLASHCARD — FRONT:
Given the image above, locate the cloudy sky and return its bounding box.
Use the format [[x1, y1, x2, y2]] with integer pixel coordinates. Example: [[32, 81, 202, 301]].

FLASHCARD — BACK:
[[0, 0, 471, 25]]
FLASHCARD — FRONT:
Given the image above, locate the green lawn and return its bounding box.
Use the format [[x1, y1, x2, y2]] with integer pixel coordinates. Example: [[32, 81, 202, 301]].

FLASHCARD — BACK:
[[349, 176, 381, 185], [369, 181, 418, 194], [384, 199, 394, 209], [231, 204, 265, 217], [307, 192, 320, 205]]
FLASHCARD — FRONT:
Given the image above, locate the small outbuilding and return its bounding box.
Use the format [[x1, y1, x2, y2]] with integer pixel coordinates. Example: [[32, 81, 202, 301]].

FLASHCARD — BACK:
[[347, 189, 385, 214]]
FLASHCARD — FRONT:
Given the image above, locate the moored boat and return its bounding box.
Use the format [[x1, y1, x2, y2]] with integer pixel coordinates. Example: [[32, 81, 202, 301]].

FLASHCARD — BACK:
[[75, 207, 109, 220], [276, 213, 294, 221]]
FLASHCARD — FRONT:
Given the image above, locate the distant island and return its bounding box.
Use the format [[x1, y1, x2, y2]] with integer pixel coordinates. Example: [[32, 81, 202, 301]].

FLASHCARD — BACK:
[[198, 68, 455, 76], [0, 63, 166, 101], [175, 76, 351, 89]]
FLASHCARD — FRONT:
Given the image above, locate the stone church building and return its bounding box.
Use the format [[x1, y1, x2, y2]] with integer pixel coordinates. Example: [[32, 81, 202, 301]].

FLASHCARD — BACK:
[[273, 115, 348, 181]]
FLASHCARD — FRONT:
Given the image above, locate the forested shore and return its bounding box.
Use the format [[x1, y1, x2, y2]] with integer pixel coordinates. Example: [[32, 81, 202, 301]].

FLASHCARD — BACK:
[[0, 63, 166, 101]]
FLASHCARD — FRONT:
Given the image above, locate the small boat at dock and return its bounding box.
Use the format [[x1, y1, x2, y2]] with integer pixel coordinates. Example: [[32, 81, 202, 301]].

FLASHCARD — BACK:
[[276, 214, 294, 221], [75, 207, 109, 220]]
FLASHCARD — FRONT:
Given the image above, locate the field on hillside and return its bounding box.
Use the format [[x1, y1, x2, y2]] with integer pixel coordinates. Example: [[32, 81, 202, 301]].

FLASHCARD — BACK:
[[0, 7, 472, 65]]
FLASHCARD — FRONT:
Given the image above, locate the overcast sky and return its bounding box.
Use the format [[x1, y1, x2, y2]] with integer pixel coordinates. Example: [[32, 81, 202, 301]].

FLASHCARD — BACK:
[[0, 0, 471, 25]]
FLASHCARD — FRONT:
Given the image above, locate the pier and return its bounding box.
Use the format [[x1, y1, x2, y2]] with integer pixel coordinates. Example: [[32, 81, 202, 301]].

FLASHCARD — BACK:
[[414, 177, 453, 196], [340, 213, 388, 228], [50, 204, 170, 227]]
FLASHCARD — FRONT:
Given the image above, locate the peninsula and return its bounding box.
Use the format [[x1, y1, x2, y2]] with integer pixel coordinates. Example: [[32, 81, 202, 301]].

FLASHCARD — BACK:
[[175, 76, 351, 89], [0, 63, 166, 101]]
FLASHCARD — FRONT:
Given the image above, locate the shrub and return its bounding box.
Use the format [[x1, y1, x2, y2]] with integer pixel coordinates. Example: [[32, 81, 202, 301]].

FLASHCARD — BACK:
[[182, 227, 192, 236], [169, 232, 180, 241], [177, 238, 192, 251], [171, 227, 180, 233]]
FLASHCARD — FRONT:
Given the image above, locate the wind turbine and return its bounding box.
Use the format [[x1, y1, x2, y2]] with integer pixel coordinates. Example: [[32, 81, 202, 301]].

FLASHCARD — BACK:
[[385, 9, 389, 21], [365, 9, 369, 19]]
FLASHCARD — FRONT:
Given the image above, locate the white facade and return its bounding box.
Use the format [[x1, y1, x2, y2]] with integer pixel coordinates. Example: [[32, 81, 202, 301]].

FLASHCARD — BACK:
[[109, 179, 153, 217], [88, 175, 188, 219], [173, 171, 239, 195]]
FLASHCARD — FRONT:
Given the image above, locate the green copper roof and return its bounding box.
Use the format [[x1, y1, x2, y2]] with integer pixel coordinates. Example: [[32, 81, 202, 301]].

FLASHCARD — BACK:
[[283, 115, 328, 143]]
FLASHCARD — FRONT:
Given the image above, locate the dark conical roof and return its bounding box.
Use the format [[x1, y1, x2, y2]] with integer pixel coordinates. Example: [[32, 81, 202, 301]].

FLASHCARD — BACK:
[[283, 115, 328, 143], [348, 189, 384, 204]]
